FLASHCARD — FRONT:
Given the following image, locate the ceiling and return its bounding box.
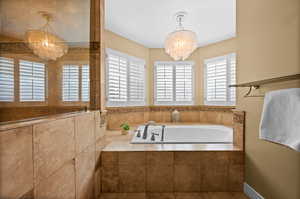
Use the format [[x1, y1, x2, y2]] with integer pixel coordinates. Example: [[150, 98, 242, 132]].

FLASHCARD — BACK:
[[0, 0, 236, 48], [105, 0, 236, 48], [0, 0, 90, 45]]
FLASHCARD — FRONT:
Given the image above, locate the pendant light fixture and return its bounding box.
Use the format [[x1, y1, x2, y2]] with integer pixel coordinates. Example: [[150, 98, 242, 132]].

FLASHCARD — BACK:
[[164, 11, 198, 61], [25, 11, 68, 61]]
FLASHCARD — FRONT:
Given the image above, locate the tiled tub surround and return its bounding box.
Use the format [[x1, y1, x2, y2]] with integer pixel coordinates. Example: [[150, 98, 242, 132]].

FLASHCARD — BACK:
[[100, 150, 244, 194], [106, 106, 245, 150], [0, 111, 107, 199]]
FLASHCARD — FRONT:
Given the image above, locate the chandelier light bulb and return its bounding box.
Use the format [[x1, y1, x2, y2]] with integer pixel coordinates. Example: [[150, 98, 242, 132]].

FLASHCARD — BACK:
[[164, 12, 198, 61]]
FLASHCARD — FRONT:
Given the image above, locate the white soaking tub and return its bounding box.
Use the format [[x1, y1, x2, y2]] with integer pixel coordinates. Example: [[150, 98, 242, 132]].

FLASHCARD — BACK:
[[131, 124, 233, 144]]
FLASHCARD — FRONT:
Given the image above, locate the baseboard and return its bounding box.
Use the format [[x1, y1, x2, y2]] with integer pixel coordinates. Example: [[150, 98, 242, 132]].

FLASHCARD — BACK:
[[244, 182, 264, 199]]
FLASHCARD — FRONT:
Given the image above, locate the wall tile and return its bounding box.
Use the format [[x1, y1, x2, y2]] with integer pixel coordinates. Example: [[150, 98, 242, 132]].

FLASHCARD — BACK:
[[228, 164, 244, 191], [101, 152, 118, 166], [95, 111, 105, 140], [119, 164, 146, 192], [75, 145, 96, 199], [174, 152, 201, 165], [75, 113, 95, 154], [146, 165, 174, 192], [0, 127, 33, 199], [35, 161, 76, 199], [118, 152, 146, 165], [33, 117, 75, 184], [174, 165, 201, 192], [147, 152, 174, 166], [101, 165, 119, 192], [180, 111, 200, 122]]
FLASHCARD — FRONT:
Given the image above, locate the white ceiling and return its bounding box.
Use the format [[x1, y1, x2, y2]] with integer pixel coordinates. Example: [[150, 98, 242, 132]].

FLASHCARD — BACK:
[[105, 0, 236, 48]]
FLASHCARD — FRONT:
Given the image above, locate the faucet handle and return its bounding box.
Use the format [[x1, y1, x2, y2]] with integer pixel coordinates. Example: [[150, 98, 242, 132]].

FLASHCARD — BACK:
[[136, 130, 141, 137], [151, 132, 159, 141]]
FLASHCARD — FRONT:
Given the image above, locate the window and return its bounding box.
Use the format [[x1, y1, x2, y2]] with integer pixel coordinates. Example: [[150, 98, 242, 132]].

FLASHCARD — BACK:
[[81, 65, 90, 102], [19, 60, 46, 102], [62, 64, 90, 102], [0, 57, 14, 102], [204, 53, 236, 106], [154, 61, 194, 105], [106, 48, 145, 107]]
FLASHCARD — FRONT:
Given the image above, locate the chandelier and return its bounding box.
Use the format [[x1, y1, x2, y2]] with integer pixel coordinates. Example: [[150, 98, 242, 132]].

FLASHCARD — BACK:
[[165, 12, 198, 61], [25, 11, 68, 61]]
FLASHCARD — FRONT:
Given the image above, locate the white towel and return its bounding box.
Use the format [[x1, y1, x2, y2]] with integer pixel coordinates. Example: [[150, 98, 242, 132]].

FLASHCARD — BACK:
[[259, 88, 300, 152]]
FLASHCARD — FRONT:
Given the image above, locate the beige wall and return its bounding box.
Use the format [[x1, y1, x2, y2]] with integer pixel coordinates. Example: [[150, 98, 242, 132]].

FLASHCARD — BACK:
[[237, 0, 300, 199], [104, 30, 237, 106]]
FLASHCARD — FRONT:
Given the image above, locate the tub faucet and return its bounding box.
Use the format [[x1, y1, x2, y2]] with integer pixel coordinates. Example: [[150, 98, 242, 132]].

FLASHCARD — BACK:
[[161, 125, 166, 142], [142, 123, 151, 139]]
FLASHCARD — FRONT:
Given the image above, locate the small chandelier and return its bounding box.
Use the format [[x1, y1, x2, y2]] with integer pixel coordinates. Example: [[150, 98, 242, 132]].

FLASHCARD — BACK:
[[165, 12, 198, 61], [25, 11, 68, 61]]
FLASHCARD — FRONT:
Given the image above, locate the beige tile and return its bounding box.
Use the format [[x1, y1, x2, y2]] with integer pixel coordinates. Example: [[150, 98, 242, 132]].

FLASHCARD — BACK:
[[228, 164, 244, 191], [201, 152, 229, 191], [119, 164, 146, 192], [75, 145, 96, 199], [147, 165, 174, 192], [34, 161, 76, 199], [33, 117, 75, 184], [101, 152, 118, 166], [174, 165, 201, 192], [147, 152, 174, 166], [161, 111, 172, 122], [118, 152, 146, 165], [175, 193, 203, 199], [147, 193, 175, 199], [199, 111, 222, 124], [221, 112, 233, 126], [180, 111, 200, 122], [100, 193, 146, 199], [95, 111, 105, 140], [19, 190, 34, 199], [101, 165, 119, 192], [174, 152, 201, 165], [75, 113, 95, 154], [0, 127, 33, 199]]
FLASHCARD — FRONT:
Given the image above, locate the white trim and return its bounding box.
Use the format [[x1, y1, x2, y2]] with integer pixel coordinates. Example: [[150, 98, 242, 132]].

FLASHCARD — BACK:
[[244, 183, 265, 199], [154, 61, 195, 106]]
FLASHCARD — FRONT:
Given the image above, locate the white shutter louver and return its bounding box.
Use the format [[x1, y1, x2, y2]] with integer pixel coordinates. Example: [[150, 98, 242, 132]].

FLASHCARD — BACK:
[[129, 60, 145, 103], [155, 61, 194, 105], [155, 64, 173, 102], [62, 65, 79, 101], [0, 57, 14, 102], [81, 65, 90, 102], [204, 53, 236, 106], [107, 54, 128, 103], [175, 64, 193, 102], [106, 48, 146, 107], [20, 60, 45, 102]]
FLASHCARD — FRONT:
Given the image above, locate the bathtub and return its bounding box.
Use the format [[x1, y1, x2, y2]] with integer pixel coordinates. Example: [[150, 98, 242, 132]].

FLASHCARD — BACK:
[[131, 124, 233, 144]]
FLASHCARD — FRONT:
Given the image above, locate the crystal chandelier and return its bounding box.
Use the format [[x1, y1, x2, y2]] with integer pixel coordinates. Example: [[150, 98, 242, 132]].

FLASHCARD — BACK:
[[25, 11, 68, 61], [165, 12, 198, 61]]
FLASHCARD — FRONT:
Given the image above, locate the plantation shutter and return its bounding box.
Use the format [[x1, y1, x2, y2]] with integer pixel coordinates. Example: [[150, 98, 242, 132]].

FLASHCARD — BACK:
[[155, 63, 173, 102], [107, 53, 128, 103], [129, 60, 145, 104], [175, 64, 193, 102], [155, 62, 194, 105], [0, 57, 14, 102], [204, 53, 236, 106], [230, 54, 236, 102], [106, 48, 146, 107], [62, 65, 79, 101], [19, 60, 46, 101], [81, 65, 90, 102]]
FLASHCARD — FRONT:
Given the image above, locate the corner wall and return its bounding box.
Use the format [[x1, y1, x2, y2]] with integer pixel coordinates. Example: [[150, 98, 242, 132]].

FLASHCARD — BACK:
[[237, 0, 300, 198]]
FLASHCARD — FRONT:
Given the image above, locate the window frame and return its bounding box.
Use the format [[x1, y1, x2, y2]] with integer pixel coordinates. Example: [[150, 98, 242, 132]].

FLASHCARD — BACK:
[[203, 53, 236, 106], [61, 62, 90, 103], [154, 61, 195, 106], [105, 48, 146, 107]]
